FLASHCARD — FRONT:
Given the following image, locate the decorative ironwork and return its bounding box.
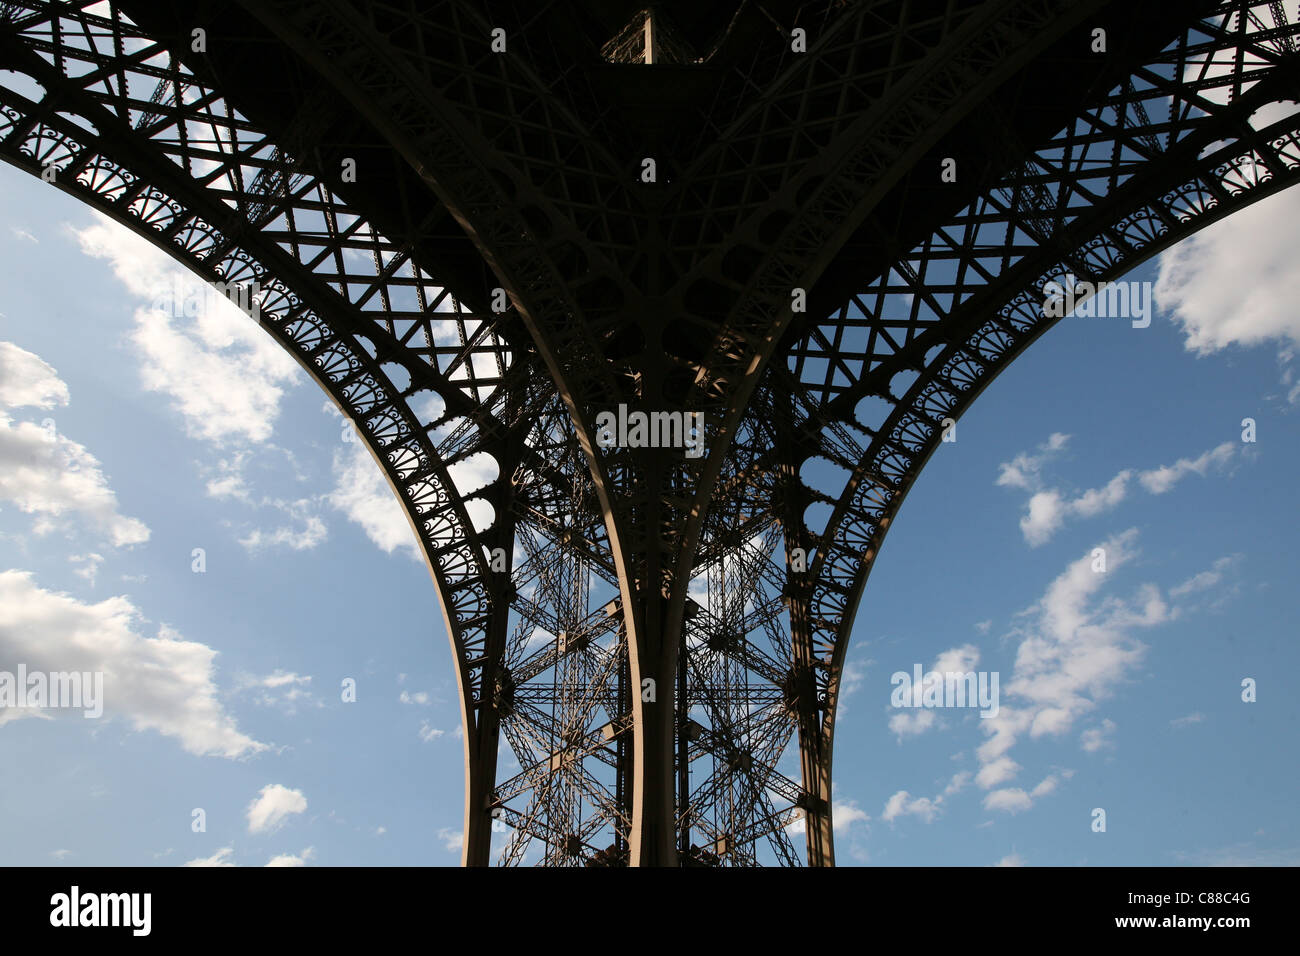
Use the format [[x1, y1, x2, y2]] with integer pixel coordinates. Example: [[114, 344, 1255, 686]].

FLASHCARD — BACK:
[[2, 0, 1297, 865]]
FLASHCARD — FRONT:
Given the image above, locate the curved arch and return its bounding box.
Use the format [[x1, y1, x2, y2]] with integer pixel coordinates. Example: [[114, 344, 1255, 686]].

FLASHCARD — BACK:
[[778, 0, 1300, 862], [215, 0, 690, 862], [6, 0, 1298, 869], [0, 1, 518, 850], [681, 0, 1108, 415]]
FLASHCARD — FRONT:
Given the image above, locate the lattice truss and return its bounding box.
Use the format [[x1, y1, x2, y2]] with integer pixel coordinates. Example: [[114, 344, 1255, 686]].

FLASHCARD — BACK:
[[0, 0, 517, 711], [779, 0, 1300, 731], [232, 0, 1097, 582], [2, 0, 1299, 867], [0, 0, 812, 867], [679, 407, 808, 868], [491, 393, 808, 866], [491, 392, 627, 867]]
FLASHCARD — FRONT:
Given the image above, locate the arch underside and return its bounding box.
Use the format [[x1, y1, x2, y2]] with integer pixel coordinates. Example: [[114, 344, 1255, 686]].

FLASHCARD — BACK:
[[791, 1, 1300, 754], [2, 0, 1297, 866]]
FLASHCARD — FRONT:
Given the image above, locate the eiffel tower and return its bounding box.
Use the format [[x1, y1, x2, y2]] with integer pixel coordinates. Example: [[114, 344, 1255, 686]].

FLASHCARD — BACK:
[[2, 0, 1297, 866]]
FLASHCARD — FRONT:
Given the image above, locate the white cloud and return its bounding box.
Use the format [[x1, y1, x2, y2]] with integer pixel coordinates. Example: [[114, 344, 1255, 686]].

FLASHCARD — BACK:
[[1080, 718, 1117, 753], [1170, 554, 1240, 599], [889, 708, 937, 738], [1138, 443, 1235, 494], [1019, 472, 1130, 547], [839, 658, 869, 698], [238, 501, 327, 552], [792, 796, 871, 838], [254, 671, 310, 690], [976, 755, 1021, 789], [324, 403, 497, 553], [400, 690, 430, 706], [235, 671, 314, 711], [69, 552, 104, 586], [882, 790, 940, 823], [971, 532, 1167, 806], [0, 571, 264, 757], [201, 451, 330, 554], [129, 308, 293, 445], [418, 720, 446, 742], [73, 215, 301, 445], [327, 438, 421, 559], [1030, 774, 1060, 798], [944, 771, 971, 796], [0, 412, 149, 547], [887, 644, 981, 738], [184, 847, 236, 867], [1001, 438, 1238, 546], [246, 784, 307, 834], [933, 644, 980, 675], [437, 827, 463, 854], [996, 433, 1069, 490], [0, 341, 69, 408], [202, 452, 254, 503], [1170, 712, 1205, 729], [1156, 185, 1300, 357], [1069, 471, 1131, 518], [983, 788, 1033, 814], [994, 852, 1026, 867], [265, 847, 315, 867], [1019, 490, 1065, 546], [832, 799, 870, 833], [0, 328, 141, 551]]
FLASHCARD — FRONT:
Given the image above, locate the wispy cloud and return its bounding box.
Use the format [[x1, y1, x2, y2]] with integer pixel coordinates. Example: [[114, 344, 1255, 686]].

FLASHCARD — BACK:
[[327, 434, 421, 560], [184, 847, 236, 867], [973, 531, 1167, 810], [0, 341, 68, 408], [0, 343, 147, 548], [999, 439, 1238, 546], [265, 847, 315, 867], [73, 215, 301, 445], [882, 790, 940, 823], [1138, 443, 1236, 495]]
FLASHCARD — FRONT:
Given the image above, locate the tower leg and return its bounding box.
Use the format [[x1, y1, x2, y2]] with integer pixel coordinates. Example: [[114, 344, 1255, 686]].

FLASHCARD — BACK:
[[461, 713, 500, 866], [627, 596, 680, 867]]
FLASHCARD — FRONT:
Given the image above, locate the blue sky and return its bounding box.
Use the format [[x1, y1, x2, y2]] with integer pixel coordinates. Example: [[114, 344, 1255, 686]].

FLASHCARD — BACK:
[[1, 154, 1297, 868]]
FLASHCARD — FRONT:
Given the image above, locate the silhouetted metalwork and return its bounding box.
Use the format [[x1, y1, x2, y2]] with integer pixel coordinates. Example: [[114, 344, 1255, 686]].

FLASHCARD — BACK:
[[2, 0, 1297, 865]]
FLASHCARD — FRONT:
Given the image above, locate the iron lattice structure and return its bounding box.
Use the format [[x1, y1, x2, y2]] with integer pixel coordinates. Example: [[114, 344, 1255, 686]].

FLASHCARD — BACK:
[[2, 0, 1298, 866]]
